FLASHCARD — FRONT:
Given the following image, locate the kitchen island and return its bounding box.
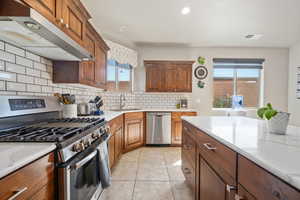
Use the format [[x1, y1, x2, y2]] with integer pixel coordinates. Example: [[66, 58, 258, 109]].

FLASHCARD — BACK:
[[182, 116, 300, 200]]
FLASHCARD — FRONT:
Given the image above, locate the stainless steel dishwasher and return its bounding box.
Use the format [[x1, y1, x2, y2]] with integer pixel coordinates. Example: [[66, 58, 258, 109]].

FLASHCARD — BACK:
[[146, 112, 171, 145]]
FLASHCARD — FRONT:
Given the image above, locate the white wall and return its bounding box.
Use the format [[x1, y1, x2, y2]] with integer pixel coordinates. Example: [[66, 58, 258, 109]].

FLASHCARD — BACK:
[[135, 46, 289, 116], [288, 43, 300, 126]]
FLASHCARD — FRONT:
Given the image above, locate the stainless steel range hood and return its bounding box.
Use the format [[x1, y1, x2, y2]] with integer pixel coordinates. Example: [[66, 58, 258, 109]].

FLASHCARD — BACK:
[[0, 3, 92, 61]]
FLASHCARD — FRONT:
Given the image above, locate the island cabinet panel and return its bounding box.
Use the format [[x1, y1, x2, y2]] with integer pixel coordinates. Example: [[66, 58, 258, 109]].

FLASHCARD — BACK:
[[171, 112, 197, 145], [108, 115, 124, 169], [124, 112, 144, 152], [144, 60, 194, 93], [0, 153, 55, 200], [238, 155, 300, 200]]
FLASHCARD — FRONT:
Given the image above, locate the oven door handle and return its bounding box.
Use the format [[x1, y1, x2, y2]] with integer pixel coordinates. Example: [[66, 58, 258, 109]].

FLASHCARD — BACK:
[[74, 150, 98, 170]]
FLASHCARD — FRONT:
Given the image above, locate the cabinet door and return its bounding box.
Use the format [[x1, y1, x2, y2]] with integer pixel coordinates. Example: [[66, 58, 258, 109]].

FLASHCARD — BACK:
[[124, 115, 144, 152], [176, 66, 192, 92], [164, 65, 178, 92], [23, 0, 60, 23], [80, 61, 95, 85], [172, 119, 182, 145], [200, 158, 226, 200], [94, 43, 107, 88], [108, 134, 115, 169], [62, 0, 85, 46], [146, 66, 163, 92], [114, 126, 123, 162]]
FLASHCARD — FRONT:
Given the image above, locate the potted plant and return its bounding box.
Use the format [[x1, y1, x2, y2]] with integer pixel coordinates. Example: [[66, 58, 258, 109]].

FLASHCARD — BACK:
[[257, 103, 290, 135]]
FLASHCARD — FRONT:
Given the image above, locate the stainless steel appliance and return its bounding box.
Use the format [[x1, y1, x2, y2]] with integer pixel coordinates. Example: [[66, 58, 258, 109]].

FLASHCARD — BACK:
[[0, 96, 110, 200], [146, 112, 171, 145], [0, 0, 92, 61], [180, 99, 188, 108]]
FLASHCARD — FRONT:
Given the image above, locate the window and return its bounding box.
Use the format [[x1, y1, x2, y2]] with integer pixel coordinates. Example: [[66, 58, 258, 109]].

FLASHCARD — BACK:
[[213, 58, 264, 108], [107, 59, 133, 92]]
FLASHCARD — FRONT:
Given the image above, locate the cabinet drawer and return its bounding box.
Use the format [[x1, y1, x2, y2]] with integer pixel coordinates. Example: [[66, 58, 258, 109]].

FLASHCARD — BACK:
[[182, 130, 196, 169], [0, 153, 55, 200], [125, 112, 143, 120], [182, 151, 196, 191], [238, 155, 300, 200], [195, 128, 237, 185]]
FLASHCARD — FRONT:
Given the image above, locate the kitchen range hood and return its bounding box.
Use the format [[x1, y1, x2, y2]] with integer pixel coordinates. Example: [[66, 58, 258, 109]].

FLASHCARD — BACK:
[[0, 1, 92, 61]]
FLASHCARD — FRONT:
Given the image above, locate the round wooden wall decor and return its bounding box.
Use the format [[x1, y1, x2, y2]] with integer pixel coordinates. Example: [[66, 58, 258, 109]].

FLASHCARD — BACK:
[[194, 66, 208, 80]]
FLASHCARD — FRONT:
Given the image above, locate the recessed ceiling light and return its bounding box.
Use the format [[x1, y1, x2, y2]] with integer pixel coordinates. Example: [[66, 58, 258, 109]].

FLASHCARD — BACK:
[[181, 7, 191, 15], [245, 34, 263, 40]]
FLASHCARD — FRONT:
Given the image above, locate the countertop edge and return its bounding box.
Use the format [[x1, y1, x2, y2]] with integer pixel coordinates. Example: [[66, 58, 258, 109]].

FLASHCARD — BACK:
[[0, 144, 56, 179], [182, 117, 300, 191]]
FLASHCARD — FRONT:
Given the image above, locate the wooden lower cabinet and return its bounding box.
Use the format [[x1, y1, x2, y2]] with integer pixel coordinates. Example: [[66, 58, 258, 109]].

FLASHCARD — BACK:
[[199, 158, 227, 200], [124, 112, 144, 152], [171, 112, 197, 145], [182, 121, 300, 200], [0, 153, 56, 200], [108, 115, 124, 169]]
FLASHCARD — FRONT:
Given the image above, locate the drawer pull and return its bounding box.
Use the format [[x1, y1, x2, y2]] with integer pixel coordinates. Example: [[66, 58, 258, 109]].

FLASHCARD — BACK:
[[203, 143, 217, 150], [8, 187, 28, 200], [183, 144, 192, 150], [234, 194, 244, 200], [183, 127, 188, 131], [183, 167, 191, 174], [226, 185, 236, 192]]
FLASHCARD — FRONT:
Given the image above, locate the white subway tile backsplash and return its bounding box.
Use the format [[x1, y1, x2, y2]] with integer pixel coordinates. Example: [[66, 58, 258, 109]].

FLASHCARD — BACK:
[[0, 60, 4, 71], [27, 84, 41, 92], [42, 86, 53, 93], [5, 44, 25, 57], [0, 91, 16, 95], [25, 51, 40, 62], [6, 62, 26, 74], [0, 41, 4, 50], [41, 71, 51, 79], [40, 57, 53, 66], [34, 62, 47, 71], [0, 71, 17, 81], [17, 74, 34, 84], [26, 68, 40, 77], [34, 77, 48, 85], [0, 80, 5, 90], [16, 56, 33, 68], [7, 82, 26, 91], [0, 50, 15, 63]]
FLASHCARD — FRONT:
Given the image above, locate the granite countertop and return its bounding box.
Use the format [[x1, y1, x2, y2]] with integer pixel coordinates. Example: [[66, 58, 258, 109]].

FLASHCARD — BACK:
[[0, 143, 56, 179], [182, 116, 300, 191]]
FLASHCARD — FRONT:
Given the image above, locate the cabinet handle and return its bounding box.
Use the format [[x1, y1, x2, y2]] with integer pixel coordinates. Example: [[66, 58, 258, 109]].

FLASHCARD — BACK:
[[183, 127, 188, 131], [203, 143, 217, 150], [234, 194, 244, 200], [57, 18, 64, 24], [272, 189, 282, 199], [8, 187, 28, 200], [226, 185, 237, 193], [65, 24, 69, 29], [183, 167, 191, 174]]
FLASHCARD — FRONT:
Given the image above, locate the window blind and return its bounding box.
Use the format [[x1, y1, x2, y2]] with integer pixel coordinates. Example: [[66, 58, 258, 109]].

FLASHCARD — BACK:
[[213, 58, 265, 69]]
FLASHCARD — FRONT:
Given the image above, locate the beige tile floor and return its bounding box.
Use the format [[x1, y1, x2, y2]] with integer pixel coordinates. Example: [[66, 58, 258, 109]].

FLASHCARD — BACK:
[[101, 147, 194, 200]]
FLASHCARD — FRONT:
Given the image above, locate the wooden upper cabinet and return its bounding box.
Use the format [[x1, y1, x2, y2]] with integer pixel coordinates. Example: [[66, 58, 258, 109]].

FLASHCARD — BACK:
[[61, 0, 88, 46], [22, 0, 61, 23], [145, 60, 194, 92], [94, 43, 107, 88], [145, 64, 163, 92]]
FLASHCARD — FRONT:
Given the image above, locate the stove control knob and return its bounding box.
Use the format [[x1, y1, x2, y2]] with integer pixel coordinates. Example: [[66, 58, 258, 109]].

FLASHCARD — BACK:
[[92, 132, 99, 139], [73, 142, 85, 152], [99, 127, 105, 134], [84, 138, 92, 147]]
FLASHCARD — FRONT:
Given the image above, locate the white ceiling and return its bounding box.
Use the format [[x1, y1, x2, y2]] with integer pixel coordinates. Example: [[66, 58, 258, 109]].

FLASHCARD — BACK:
[[82, 0, 300, 48]]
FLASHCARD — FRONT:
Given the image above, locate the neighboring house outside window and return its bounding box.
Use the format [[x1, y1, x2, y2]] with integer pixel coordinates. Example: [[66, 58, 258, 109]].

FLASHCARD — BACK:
[[213, 58, 264, 109]]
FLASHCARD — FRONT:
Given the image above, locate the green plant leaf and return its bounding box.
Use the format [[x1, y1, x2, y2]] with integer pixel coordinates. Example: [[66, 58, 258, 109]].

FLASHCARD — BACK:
[[266, 103, 273, 110], [257, 107, 268, 119], [264, 110, 277, 120]]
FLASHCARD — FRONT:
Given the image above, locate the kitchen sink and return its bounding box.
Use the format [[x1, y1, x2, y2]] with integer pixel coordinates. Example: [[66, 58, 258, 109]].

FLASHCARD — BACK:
[[110, 108, 141, 112]]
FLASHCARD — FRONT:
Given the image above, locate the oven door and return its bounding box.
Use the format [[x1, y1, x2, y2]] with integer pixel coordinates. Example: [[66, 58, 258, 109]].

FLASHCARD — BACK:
[[58, 144, 103, 200]]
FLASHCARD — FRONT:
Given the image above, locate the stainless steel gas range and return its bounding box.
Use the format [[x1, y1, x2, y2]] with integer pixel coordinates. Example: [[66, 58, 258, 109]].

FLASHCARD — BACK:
[[0, 96, 110, 200]]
